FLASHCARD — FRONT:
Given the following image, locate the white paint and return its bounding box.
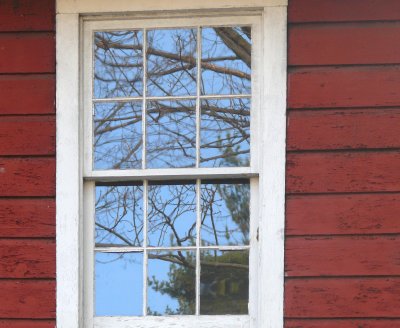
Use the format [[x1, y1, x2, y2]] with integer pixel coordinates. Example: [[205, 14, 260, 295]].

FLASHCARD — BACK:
[[57, 0, 287, 14], [56, 1, 288, 327]]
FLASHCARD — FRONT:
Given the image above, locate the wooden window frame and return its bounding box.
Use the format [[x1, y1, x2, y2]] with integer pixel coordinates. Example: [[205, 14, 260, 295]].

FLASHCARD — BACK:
[[56, 1, 287, 327]]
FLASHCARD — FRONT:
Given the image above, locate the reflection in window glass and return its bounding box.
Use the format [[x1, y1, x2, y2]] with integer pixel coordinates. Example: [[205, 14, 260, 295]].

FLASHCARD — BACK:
[[95, 252, 143, 316], [95, 185, 143, 247], [201, 181, 250, 246], [148, 251, 196, 315], [200, 98, 250, 167], [94, 31, 143, 98], [201, 27, 251, 95], [148, 183, 196, 247], [94, 102, 142, 170], [200, 250, 249, 315], [147, 100, 196, 168], [147, 29, 197, 97]]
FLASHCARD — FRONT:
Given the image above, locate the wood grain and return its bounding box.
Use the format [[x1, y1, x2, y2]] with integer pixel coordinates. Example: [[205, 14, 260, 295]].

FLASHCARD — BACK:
[[287, 109, 400, 150], [0, 75, 55, 115], [0, 33, 55, 73], [286, 151, 400, 194], [0, 0, 54, 32], [286, 193, 400, 235], [0, 240, 55, 278], [0, 280, 55, 318], [285, 278, 400, 318], [289, 0, 400, 23], [288, 66, 400, 109], [0, 118, 55, 156], [285, 319, 400, 328], [0, 158, 55, 197], [286, 236, 400, 277]]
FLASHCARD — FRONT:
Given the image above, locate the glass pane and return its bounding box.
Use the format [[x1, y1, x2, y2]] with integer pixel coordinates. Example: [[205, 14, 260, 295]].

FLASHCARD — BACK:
[[146, 100, 196, 168], [95, 252, 143, 316], [148, 251, 196, 315], [201, 181, 250, 246], [148, 183, 196, 247], [94, 102, 142, 170], [200, 250, 249, 315], [147, 28, 197, 97], [94, 31, 143, 98], [201, 26, 251, 95], [200, 98, 250, 167], [95, 185, 143, 247]]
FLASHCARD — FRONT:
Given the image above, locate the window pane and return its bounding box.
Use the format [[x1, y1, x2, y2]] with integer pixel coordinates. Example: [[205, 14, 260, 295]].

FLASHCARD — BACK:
[[200, 250, 249, 315], [201, 26, 251, 95], [201, 181, 250, 246], [95, 252, 143, 316], [95, 185, 143, 247], [148, 183, 196, 247], [200, 98, 250, 167], [148, 251, 196, 315], [94, 31, 143, 98], [147, 28, 197, 97], [146, 100, 196, 168], [94, 101, 142, 170]]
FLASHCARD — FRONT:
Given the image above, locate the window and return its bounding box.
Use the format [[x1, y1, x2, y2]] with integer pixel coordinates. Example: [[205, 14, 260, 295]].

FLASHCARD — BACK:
[[56, 1, 287, 328]]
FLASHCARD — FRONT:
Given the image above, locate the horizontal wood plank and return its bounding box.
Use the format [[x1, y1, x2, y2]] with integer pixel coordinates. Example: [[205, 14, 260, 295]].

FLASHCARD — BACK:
[[286, 193, 400, 235], [285, 319, 400, 328], [287, 109, 400, 151], [289, 0, 400, 23], [0, 33, 55, 73], [0, 199, 55, 238], [0, 240, 55, 278], [285, 278, 400, 318], [0, 158, 55, 197], [0, 0, 54, 32], [288, 66, 400, 109], [0, 75, 55, 115], [0, 118, 55, 156], [286, 236, 400, 277], [0, 280, 55, 318], [286, 151, 400, 194], [289, 23, 400, 66]]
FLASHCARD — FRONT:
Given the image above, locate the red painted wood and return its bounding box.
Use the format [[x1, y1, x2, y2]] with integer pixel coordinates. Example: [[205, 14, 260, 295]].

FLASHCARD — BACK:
[[286, 151, 400, 194], [285, 319, 400, 328], [286, 194, 400, 236], [0, 320, 54, 328], [287, 109, 400, 151], [0, 158, 55, 197], [0, 0, 54, 32], [0, 75, 55, 115], [289, 23, 400, 66], [0, 118, 55, 156], [0, 199, 55, 238], [289, 0, 400, 23], [0, 240, 55, 278], [285, 278, 400, 318], [0, 280, 55, 318], [288, 66, 400, 109], [286, 236, 400, 277], [0, 33, 55, 73]]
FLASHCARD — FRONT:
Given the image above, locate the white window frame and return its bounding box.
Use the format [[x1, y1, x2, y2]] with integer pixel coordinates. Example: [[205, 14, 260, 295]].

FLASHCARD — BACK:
[[56, 1, 287, 327]]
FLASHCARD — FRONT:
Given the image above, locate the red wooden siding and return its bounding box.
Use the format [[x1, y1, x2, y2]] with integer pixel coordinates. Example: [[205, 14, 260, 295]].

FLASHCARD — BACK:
[[286, 0, 400, 326], [0, 1, 55, 326]]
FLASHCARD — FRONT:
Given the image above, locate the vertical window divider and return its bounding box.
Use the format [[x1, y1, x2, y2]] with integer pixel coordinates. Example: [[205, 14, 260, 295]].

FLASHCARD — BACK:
[[142, 179, 149, 316], [195, 26, 202, 169], [142, 29, 147, 170], [195, 178, 201, 315]]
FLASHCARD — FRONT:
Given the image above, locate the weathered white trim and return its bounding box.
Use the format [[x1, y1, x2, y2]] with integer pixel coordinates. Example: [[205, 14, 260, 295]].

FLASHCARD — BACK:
[[57, 0, 287, 14], [56, 13, 82, 328]]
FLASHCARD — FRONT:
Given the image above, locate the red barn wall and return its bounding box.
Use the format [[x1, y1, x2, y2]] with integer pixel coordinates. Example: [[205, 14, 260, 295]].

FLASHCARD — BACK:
[[285, 0, 400, 327], [0, 1, 56, 327], [1, 0, 400, 326]]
